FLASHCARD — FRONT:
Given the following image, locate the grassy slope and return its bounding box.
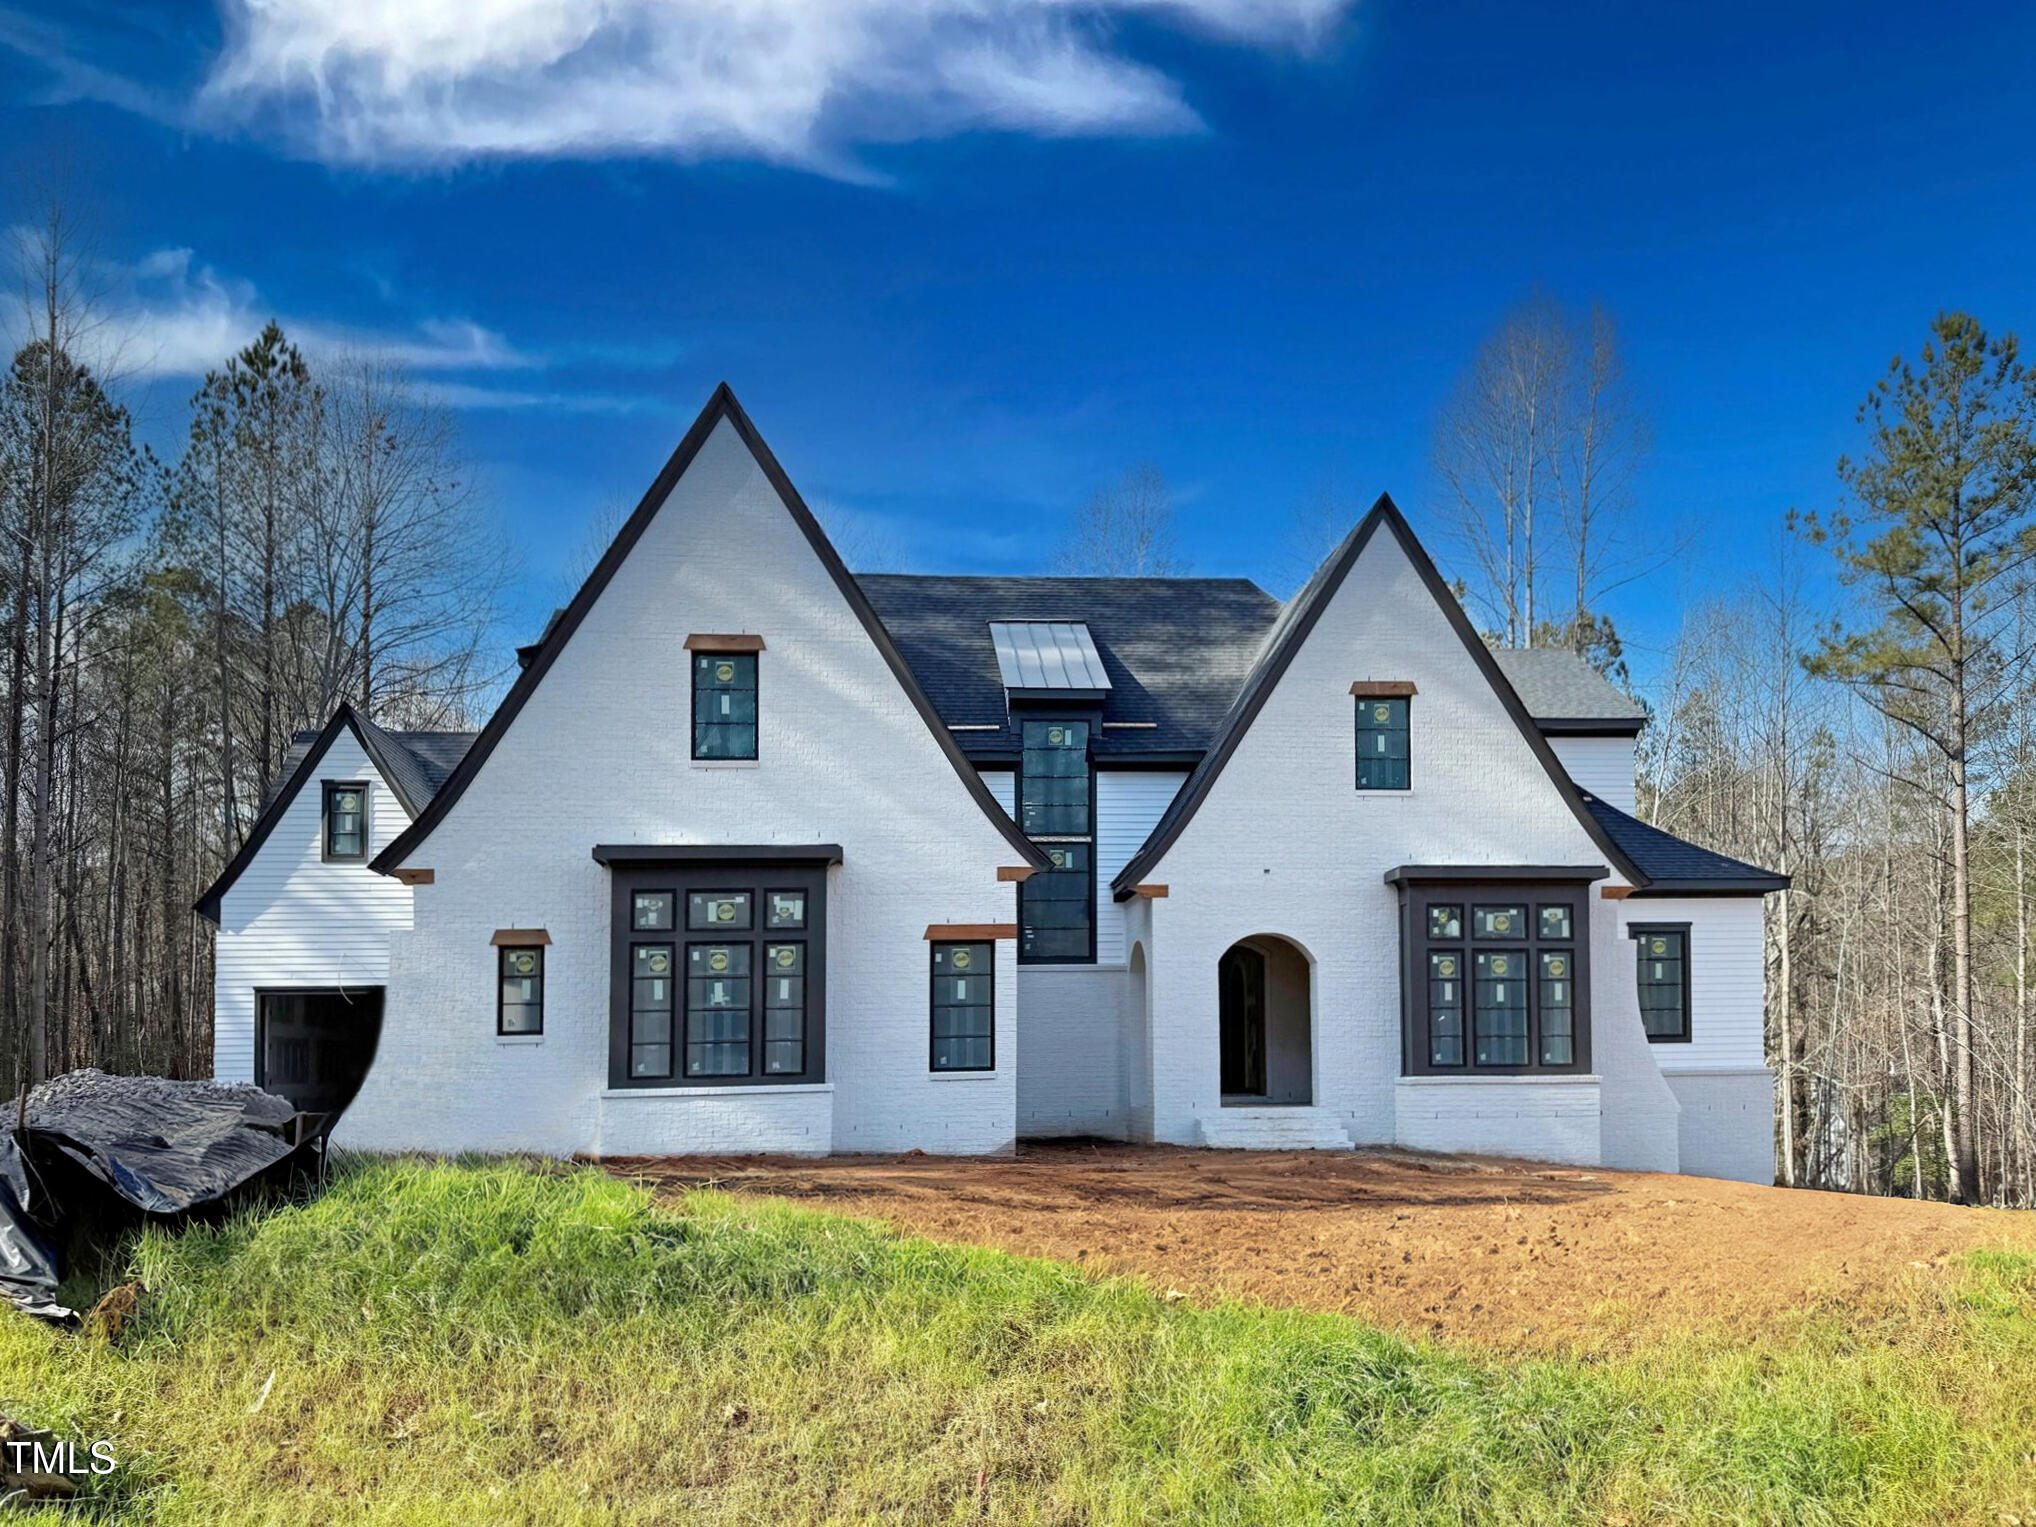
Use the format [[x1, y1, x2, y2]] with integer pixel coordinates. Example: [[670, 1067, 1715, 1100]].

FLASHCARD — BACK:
[[0, 1158, 2030, 1525]]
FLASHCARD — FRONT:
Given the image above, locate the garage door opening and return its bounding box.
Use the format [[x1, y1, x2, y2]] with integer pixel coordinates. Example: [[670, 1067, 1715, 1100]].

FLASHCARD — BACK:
[[258, 988, 384, 1119]]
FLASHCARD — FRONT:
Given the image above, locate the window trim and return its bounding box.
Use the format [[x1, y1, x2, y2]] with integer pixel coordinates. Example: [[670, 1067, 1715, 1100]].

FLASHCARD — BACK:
[[496, 944, 545, 1037], [1629, 922, 1693, 1044], [690, 649, 760, 762], [1353, 693, 1412, 792], [1015, 712, 1098, 965], [606, 863, 828, 1089], [321, 780, 370, 862], [929, 941, 996, 1073], [1396, 880, 1592, 1076]]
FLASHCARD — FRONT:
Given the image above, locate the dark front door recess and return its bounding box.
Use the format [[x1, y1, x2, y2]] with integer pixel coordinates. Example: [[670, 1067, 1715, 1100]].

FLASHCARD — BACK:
[[1219, 945, 1267, 1096], [258, 988, 384, 1118]]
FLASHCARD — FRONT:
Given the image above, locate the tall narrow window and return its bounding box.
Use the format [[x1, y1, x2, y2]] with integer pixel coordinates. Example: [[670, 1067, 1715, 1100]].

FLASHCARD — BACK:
[[931, 942, 994, 1071], [498, 946, 544, 1035], [693, 652, 758, 760], [1355, 697, 1411, 790], [1633, 926, 1691, 1042], [1018, 718, 1094, 963], [686, 942, 752, 1076], [323, 782, 367, 860]]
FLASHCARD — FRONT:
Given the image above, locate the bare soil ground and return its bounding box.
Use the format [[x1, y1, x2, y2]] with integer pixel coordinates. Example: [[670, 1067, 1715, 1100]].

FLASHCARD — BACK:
[[613, 1142, 2036, 1351]]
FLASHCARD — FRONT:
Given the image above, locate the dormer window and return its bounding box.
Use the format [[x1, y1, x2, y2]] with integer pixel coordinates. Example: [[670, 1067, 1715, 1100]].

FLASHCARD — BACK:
[[1351, 682, 1414, 791], [323, 782, 367, 861]]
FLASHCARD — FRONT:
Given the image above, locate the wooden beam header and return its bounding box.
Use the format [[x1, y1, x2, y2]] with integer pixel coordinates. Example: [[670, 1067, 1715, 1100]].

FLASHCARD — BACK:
[[490, 928, 552, 946], [924, 923, 1018, 941], [1349, 680, 1418, 697], [683, 633, 766, 652], [995, 866, 1037, 883]]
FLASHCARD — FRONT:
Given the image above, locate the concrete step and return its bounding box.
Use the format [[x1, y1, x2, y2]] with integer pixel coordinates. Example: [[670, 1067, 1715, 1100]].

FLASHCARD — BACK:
[[1195, 1106, 1353, 1151]]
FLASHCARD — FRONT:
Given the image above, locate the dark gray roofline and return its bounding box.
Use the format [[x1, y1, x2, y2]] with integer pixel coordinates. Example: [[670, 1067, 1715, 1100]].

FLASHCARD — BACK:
[[1580, 794, 1790, 895], [370, 384, 1048, 877], [195, 702, 425, 925], [1537, 717, 1646, 737], [1110, 495, 1650, 898]]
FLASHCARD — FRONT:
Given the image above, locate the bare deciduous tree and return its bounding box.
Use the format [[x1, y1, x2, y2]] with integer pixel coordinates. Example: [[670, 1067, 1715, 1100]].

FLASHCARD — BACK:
[[1052, 464, 1184, 577]]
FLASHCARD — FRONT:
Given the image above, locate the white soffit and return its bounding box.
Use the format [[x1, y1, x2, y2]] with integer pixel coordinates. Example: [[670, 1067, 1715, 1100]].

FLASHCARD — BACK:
[[988, 621, 1112, 691]]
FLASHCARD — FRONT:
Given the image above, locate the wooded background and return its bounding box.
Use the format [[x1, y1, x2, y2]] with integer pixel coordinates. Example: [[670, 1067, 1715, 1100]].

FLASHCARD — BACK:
[[7, 208, 2035, 1206]]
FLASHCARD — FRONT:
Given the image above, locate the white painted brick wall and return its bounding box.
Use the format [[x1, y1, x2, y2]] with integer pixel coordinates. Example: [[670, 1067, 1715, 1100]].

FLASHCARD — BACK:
[[598, 1085, 835, 1155], [338, 417, 1022, 1157], [1138, 526, 1685, 1172], [1548, 736, 1638, 814], [213, 729, 413, 1085], [1394, 1078, 1602, 1165]]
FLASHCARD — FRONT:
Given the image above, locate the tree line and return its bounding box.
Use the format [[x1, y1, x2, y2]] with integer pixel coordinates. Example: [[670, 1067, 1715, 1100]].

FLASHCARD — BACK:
[[1437, 296, 2036, 1206], [0, 208, 499, 1090]]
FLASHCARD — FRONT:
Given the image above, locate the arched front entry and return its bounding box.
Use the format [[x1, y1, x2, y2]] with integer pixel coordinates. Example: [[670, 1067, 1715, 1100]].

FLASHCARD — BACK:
[[1218, 936, 1313, 1105]]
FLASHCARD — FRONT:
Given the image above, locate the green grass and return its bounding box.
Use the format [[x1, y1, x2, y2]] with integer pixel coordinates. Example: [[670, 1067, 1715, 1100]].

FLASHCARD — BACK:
[[0, 1157, 2031, 1525]]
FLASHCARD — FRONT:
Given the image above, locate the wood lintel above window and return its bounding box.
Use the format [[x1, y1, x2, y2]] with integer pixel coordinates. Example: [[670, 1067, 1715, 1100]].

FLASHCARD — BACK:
[[924, 923, 1018, 941], [683, 633, 766, 652], [490, 928, 552, 946], [1349, 680, 1418, 697]]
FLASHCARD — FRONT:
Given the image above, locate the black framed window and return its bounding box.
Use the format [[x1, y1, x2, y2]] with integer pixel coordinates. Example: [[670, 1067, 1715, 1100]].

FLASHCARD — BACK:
[[498, 946, 544, 1035], [609, 865, 826, 1088], [1632, 925, 1691, 1042], [1017, 718, 1094, 963], [323, 782, 367, 860], [692, 652, 758, 760], [1399, 884, 1591, 1075], [1355, 697, 1411, 790], [931, 942, 994, 1071]]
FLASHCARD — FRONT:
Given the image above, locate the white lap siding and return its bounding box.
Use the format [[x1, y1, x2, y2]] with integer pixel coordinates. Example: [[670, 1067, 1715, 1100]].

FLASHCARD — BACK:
[[1618, 893, 1775, 1183], [212, 732, 414, 1084], [1547, 736, 1638, 815]]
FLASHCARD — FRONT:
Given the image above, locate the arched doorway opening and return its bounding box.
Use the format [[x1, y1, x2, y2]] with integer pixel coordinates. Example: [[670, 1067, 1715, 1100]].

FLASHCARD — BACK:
[[1218, 936, 1313, 1105]]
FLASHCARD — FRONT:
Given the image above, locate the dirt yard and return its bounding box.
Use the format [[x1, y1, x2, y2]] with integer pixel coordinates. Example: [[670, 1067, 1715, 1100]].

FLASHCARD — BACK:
[[614, 1143, 2035, 1351]]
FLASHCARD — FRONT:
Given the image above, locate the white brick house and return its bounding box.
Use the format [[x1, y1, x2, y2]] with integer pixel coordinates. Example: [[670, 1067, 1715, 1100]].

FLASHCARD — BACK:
[[197, 385, 1786, 1179]]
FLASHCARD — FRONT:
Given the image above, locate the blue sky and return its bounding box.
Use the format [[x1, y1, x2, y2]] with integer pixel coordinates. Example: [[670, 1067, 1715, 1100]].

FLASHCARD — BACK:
[[4, 0, 2034, 687]]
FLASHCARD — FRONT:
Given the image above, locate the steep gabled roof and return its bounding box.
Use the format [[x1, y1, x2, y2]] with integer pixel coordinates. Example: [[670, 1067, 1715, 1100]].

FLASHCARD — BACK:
[[856, 575, 1282, 760], [194, 703, 478, 924], [1579, 794, 1789, 895], [369, 384, 1047, 876], [1110, 495, 1649, 898]]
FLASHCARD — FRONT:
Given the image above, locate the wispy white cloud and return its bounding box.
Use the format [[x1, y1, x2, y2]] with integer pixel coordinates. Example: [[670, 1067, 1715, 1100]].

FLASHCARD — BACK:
[[89, 246, 541, 380], [188, 0, 1354, 173]]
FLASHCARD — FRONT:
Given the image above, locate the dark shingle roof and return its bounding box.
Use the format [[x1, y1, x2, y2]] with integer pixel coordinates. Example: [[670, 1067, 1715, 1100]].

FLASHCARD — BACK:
[[1491, 649, 1646, 727], [856, 575, 1283, 759], [1580, 794, 1789, 894], [262, 723, 476, 817]]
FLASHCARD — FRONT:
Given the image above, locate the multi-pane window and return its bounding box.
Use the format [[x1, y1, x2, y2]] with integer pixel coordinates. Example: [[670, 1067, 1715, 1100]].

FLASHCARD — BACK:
[[1633, 926, 1690, 1042], [1018, 719, 1093, 963], [323, 782, 367, 860], [611, 870, 823, 1089], [931, 942, 994, 1071], [498, 946, 544, 1035], [692, 652, 758, 759], [1408, 888, 1587, 1073], [1355, 696, 1411, 790]]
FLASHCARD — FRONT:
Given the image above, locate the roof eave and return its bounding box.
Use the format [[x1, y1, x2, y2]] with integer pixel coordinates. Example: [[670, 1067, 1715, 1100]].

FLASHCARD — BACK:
[[195, 703, 365, 924]]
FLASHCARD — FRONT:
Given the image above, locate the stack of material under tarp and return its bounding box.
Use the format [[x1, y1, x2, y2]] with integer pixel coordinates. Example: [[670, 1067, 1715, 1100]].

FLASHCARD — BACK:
[[0, 1069, 311, 1322]]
